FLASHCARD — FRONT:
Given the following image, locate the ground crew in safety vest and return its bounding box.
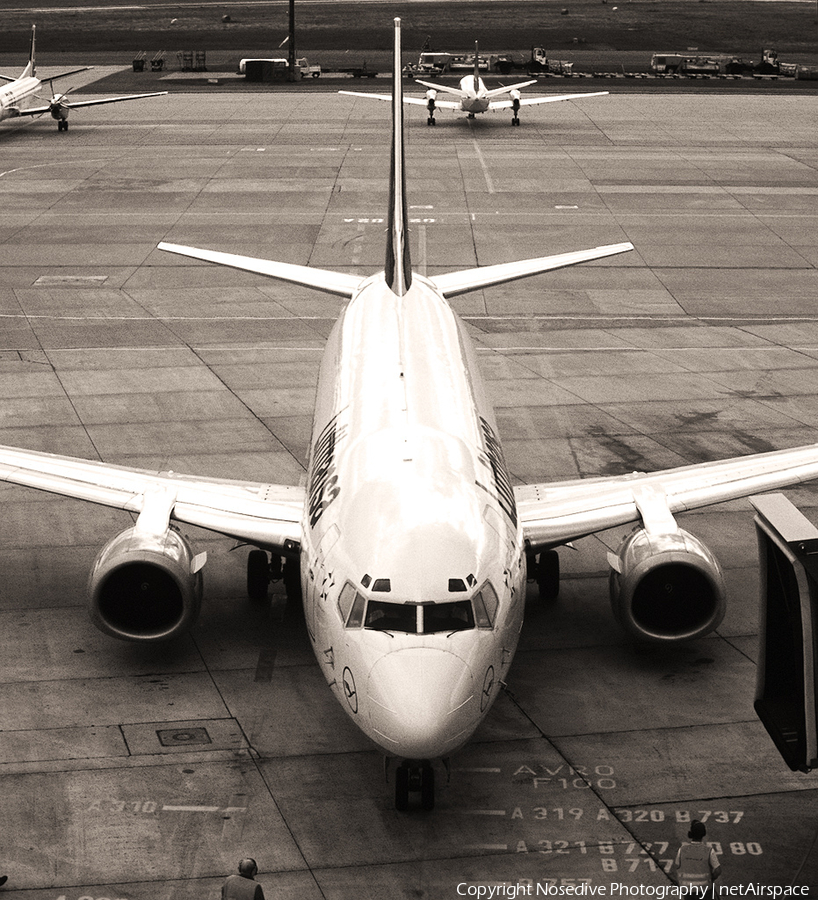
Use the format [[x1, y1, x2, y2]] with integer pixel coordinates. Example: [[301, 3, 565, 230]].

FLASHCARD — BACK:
[[221, 858, 265, 900], [674, 820, 722, 895]]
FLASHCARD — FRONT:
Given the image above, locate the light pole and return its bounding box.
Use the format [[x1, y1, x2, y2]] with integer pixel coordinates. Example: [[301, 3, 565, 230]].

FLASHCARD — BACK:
[[288, 0, 296, 82]]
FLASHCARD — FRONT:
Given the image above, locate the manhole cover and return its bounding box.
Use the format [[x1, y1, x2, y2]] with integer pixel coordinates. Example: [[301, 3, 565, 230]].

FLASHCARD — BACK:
[[156, 727, 212, 747]]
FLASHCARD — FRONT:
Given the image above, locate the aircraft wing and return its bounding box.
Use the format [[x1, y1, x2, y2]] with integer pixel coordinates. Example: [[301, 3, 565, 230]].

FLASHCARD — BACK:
[[0, 443, 304, 550], [430, 242, 634, 298], [490, 90, 609, 110], [516, 443, 818, 551], [339, 90, 462, 111], [18, 91, 168, 117]]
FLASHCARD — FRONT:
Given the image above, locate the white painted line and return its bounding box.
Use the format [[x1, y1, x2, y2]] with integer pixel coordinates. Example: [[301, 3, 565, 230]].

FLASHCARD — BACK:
[[162, 805, 219, 813], [472, 140, 495, 194]]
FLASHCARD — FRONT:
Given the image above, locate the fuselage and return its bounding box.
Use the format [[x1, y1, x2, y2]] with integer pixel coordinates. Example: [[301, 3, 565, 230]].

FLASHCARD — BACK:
[[458, 74, 491, 115], [0, 73, 39, 122], [300, 273, 525, 760]]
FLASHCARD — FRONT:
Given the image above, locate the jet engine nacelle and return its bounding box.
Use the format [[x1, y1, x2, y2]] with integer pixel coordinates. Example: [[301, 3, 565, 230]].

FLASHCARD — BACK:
[[88, 526, 205, 641], [608, 526, 726, 642]]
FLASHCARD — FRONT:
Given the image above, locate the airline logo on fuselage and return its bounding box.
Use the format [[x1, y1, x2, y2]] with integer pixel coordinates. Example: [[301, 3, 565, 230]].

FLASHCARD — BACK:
[[308, 413, 347, 528], [480, 416, 517, 527]]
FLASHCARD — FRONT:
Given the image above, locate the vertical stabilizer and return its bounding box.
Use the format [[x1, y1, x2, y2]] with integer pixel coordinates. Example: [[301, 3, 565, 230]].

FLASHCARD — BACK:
[[23, 24, 36, 78], [473, 41, 480, 92], [384, 17, 412, 296]]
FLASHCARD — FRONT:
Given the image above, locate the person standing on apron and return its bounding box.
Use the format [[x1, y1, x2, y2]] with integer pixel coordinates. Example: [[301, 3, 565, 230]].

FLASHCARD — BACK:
[[675, 820, 722, 896], [221, 858, 265, 900]]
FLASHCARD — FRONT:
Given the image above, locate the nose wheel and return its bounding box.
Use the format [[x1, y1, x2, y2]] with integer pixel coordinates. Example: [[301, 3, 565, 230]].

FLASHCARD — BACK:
[[395, 760, 434, 810]]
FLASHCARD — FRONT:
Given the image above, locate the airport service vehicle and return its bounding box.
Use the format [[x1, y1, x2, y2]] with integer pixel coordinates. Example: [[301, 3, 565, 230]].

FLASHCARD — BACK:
[[0, 25, 166, 131], [531, 48, 574, 76], [4, 18, 818, 811], [343, 40, 606, 126], [238, 57, 320, 78]]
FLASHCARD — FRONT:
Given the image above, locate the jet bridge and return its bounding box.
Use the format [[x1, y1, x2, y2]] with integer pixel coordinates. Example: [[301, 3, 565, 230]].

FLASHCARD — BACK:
[[751, 493, 818, 772]]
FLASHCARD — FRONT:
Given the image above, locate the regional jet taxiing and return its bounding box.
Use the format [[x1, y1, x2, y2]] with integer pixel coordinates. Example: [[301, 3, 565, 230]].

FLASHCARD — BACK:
[[0, 25, 166, 131], [341, 40, 608, 125], [2, 18, 818, 811]]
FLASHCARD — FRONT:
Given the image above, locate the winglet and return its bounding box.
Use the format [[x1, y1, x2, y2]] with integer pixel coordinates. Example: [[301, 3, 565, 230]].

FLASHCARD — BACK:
[[384, 17, 412, 296]]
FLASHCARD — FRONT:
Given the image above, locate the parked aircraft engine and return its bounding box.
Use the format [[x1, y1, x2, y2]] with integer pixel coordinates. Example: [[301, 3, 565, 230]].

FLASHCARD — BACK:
[[88, 526, 205, 641], [426, 89, 436, 125], [608, 526, 726, 642], [49, 94, 70, 130]]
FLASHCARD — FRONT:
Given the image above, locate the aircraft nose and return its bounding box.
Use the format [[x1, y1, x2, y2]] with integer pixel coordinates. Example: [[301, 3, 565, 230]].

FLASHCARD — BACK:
[[366, 648, 476, 758]]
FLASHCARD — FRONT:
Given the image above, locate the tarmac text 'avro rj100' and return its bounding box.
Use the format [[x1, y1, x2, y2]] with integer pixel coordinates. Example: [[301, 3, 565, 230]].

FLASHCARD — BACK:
[[341, 39, 608, 125], [0, 25, 166, 131], [4, 18, 818, 811]]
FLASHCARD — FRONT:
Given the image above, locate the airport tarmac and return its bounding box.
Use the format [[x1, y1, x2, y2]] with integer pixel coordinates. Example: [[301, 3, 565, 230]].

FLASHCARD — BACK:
[[0, 87, 817, 897]]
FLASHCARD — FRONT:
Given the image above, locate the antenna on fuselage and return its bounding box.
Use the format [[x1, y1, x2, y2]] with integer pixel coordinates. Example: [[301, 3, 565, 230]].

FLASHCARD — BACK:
[[384, 17, 412, 297]]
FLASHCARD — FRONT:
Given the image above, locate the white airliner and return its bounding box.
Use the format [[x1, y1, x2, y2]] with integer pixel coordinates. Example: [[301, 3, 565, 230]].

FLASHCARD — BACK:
[[341, 40, 608, 126], [3, 18, 818, 811], [0, 25, 166, 132]]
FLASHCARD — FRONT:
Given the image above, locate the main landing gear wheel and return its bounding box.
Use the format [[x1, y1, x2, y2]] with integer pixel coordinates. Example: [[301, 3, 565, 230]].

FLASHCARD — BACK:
[[247, 549, 271, 601], [395, 761, 434, 810], [536, 549, 560, 602]]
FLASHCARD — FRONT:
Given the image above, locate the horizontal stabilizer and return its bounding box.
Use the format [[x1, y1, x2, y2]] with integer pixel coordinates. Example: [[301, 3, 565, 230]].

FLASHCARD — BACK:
[[414, 79, 470, 98], [340, 90, 461, 111], [430, 242, 634, 298], [485, 80, 537, 98], [157, 242, 366, 298], [41, 66, 92, 83]]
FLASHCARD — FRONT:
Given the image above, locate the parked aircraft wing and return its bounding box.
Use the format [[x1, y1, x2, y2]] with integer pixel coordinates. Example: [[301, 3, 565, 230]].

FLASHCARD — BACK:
[[339, 91, 462, 111], [19, 90, 169, 117], [516, 443, 818, 551], [0, 444, 305, 549], [429, 242, 634, 298], [490, 90, 609, 110], [158, 242, 367, 298]]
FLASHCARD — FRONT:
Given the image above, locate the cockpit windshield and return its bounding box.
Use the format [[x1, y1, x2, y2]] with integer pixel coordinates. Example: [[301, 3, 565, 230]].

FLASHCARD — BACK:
[[365, 599, 474, 633], [337, 582, 498, 633]]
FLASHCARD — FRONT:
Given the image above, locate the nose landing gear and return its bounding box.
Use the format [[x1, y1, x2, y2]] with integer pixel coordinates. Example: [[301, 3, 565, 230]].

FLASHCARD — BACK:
[[395, 760, 435, 810]]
